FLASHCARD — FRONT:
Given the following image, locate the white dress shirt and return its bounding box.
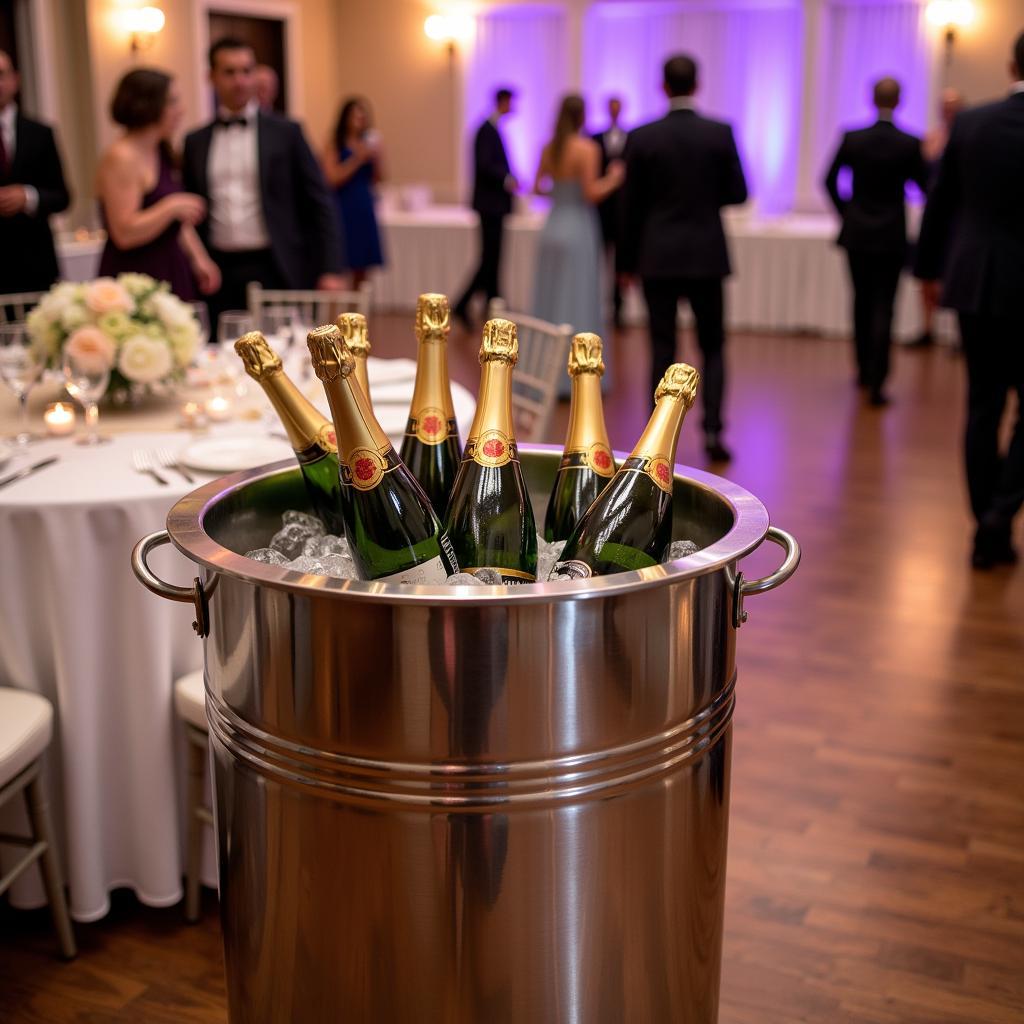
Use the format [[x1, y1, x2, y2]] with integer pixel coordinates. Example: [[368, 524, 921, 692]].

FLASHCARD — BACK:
[[206, 100, 270, 251], [0, 103, 39, 215], [603, 125, 627, 159], [668, 96, 696, 113]]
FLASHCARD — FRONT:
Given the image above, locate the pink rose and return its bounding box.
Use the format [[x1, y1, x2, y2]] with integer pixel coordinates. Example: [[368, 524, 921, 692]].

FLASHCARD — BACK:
[[85, 278, 132, 315], [65, 327, 116, 374]]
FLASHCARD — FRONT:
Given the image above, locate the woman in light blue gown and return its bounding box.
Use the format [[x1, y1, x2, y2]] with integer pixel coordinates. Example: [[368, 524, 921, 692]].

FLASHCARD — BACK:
[[531, 95, 624, 392]]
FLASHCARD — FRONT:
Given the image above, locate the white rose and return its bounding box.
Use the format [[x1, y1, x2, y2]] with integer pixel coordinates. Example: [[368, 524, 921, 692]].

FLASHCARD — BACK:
[[118, 273, 156, 298], [60, 302, 90, 332], [149, 290, 193, 330], [118, 334, 173, 384]]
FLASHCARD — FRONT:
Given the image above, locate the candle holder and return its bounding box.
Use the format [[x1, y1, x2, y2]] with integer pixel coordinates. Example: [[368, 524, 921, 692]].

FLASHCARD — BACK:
[[44, 402, 77, 437]]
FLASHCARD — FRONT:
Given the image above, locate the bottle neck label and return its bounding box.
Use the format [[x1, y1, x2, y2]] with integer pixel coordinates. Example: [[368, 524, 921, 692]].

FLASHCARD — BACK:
[[262, 371, 337, 454], [340, 445, 397, 491], [464, 429, 517, 468], [559, 442, 615, 477], [619, 454, 673, 494], [406, 408, 457, 446], [549, 559, 593, 581]]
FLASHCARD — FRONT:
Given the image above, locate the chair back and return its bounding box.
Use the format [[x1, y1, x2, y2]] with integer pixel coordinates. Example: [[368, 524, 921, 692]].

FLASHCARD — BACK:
[[0, 291, 45, 324], [247, 281, 372, 333], [488, 298, 572, 443]]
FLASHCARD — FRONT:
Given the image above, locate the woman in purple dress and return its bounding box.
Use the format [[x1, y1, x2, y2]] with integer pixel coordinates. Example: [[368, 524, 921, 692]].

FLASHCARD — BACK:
[[96, 69, 219, 300]]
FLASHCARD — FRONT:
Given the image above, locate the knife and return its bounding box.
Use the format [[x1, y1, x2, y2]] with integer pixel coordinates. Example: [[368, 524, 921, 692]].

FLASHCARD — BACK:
[[0, 455, 60, 490]]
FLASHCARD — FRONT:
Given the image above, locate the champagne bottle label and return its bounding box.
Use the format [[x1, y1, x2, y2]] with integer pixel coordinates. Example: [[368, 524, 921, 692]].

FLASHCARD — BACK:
[[465, 430, 516, 468], [559, 442, 615, 478], [382, 553, 452, 584], [465, 566, 536, 584], [549, 559, 593, 581], [406, 408, 453, 446], [340, 446, 393, 491], [315, 423, 338, 454]]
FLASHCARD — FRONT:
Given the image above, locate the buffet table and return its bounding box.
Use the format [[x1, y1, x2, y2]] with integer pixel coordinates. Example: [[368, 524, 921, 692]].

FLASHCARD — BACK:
[[0, 360, 475, 921]]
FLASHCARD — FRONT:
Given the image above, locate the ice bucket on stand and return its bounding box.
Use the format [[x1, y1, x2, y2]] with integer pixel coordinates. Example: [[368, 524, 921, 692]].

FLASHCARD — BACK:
[[132, 445, 799, 1024]]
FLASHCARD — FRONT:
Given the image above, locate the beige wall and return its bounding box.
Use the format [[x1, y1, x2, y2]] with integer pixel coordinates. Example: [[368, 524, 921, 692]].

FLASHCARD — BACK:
[[944, 0, 1022, 106]]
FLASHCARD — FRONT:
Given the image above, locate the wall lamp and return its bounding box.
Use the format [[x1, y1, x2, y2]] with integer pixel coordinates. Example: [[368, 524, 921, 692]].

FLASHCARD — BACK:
[[122, 5, 166, 55], [926, 0, 976, 65], [424, 12, 473, 57]]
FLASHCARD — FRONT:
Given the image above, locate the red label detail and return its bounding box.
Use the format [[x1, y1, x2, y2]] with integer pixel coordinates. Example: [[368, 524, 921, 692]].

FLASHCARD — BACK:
[[483, 439, 505, 458], [422, 414, 443, 436], [656, 463, 671, 486], [354, 458, 376, 481], [326, 430, 336, 446], [593, 450, 612, 471]]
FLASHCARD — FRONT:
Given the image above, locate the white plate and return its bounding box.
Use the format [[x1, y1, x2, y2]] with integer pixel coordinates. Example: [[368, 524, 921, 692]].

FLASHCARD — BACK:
[[178, 435, 294, 473]]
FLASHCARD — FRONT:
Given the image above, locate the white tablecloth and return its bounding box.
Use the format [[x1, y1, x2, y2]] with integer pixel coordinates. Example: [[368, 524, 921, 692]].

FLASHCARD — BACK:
[[0, 364, 474, 921]]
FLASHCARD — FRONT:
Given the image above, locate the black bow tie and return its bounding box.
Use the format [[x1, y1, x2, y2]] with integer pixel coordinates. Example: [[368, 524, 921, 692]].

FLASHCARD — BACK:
[[216, 116, 248, 129]]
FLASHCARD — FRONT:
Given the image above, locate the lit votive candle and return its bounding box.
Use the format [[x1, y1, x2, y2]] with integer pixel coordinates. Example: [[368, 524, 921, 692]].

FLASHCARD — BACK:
[[205, 394, 232, 422], [44, 402, 76, 436], [179, 401, 204, 428]]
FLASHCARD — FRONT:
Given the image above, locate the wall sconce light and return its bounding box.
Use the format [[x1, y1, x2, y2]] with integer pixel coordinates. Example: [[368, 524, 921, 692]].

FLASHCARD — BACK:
[[926, 0, 976, 65], [424, 12, 473, 57], [122, 5, 166, 55]]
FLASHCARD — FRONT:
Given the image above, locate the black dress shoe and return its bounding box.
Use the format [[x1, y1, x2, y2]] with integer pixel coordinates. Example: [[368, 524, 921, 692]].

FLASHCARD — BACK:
[[905, 331, 934, 349], [868, 390, 890, 407], [705, 434, 732, 463], [972, 524, 1019, 569]]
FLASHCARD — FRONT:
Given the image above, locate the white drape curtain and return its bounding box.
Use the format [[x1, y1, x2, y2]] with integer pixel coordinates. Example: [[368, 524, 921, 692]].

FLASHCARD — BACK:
[[464, 6, 569, 190]]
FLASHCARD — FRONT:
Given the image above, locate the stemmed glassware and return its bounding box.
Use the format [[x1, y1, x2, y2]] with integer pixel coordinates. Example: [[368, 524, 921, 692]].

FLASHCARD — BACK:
[[216, 311, 255, 398], [63, 347, 112, 446], [0, 322, 45, 445], [189, 301, 211, 350]]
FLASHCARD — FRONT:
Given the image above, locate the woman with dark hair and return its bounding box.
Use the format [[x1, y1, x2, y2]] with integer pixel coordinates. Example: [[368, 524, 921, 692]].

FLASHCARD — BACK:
[[97, 68, 219, 299], [321, 96, 385, 287], [531, 94, 623, 375]]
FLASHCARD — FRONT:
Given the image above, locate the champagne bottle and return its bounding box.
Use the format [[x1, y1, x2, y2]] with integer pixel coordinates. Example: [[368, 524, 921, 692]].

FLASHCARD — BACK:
[[399, 293, 462, 515], [307, 324, 458, 582], [544, 332, 616, 542], [336, 312, 372, 402], [234, 331, 345, 536], [550, 363, 700, 580], [445, 318, 537, 583]]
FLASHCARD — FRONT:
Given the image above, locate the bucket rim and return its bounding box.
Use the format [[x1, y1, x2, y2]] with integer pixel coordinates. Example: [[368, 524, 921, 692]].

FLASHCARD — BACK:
[[165, 443, 770, 605]]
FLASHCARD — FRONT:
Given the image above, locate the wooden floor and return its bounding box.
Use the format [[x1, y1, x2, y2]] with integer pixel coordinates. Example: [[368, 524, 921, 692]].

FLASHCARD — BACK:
[[2, 317, 1022, 1023]]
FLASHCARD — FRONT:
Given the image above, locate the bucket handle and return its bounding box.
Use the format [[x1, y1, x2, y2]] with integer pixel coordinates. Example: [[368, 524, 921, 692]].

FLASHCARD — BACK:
[[131, 530, 209, 638], [733, 526, 800, 628]]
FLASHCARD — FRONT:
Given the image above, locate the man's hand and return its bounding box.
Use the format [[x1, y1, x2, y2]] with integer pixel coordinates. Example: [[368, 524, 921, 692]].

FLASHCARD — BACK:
[[317, 273, 347, 291], [193, 256, 222, 296], [0, 185, 28, 217]]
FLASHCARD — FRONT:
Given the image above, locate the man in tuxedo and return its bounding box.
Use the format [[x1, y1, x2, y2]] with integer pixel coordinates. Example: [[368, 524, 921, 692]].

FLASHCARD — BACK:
[[453, 88, 517, 330], [0, 50, 71, 294], [593, 96, 627, 328], [824, 78, 928, 406], [915, 33, 1024, 569], [620, 56, 747, 463], [183, 38, 343, 329]]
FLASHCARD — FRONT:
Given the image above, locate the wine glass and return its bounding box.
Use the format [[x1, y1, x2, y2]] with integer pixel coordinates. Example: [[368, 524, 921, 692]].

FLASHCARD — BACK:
[[189, 302, 211, 349], [217, 311, 255, 399], [0, 322, 45, 445], [63, 348, 112, 446], [261, 305, 300, 350]]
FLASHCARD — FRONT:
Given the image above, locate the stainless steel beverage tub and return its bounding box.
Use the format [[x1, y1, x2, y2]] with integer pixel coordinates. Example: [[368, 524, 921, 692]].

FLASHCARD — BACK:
[[132, 445, 798, 1024]]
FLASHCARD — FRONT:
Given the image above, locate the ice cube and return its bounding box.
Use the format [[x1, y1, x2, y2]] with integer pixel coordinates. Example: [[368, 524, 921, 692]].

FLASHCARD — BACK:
[[270, 523, 319, 559], [663, 540, 700, 562], [303, 533, 350, 558], [535, 534, 567, 582], [472, 567, 504, 585], [446, 572, 487, 586], [284, 555, 328, 575], [245, 547, 289, 565], [320, 552, 358, 579], [282, 510, 325, 535]]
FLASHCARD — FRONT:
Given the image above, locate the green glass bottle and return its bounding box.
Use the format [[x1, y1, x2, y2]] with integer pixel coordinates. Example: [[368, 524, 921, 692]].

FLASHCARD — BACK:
[[445, 318, 537, 583], [307, 324, 459, 582], [399, 293, 462, 516], [336, 312, 372, 406], [544, 332, 616, 542], [550, 363, 700, 580], [234, 331, 345, 536]]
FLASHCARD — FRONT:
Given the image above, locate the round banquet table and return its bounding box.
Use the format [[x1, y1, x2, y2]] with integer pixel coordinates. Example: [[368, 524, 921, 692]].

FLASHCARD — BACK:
[[0, 358, 475, 921]]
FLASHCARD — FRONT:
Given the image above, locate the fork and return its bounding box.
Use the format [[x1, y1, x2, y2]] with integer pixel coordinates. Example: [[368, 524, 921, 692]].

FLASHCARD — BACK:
[[132, 449, 169, 486], [156, 446, 194, 483]]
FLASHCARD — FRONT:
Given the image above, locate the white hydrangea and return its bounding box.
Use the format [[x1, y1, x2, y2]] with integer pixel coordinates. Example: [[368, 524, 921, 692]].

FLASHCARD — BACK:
[[148, 289, 194, 330], [118, 334, 173, 383], [118, 273, 156, 299]]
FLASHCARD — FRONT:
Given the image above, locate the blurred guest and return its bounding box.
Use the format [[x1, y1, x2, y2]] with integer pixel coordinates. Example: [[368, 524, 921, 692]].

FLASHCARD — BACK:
[[453, 87, 517, 331], [620, 55, 747, 463], [254, 64, 279, 112], [0, 49, 71, 293], [907, 87, 965, 348], [532, 95, 623, 349], [321, 96, 384, 289], [593, 95, 627, 327], [183, 37, 343, 328], [915, 33, 1024, 569], [824, 78, 928, 406], [96, 69, 217, 301]]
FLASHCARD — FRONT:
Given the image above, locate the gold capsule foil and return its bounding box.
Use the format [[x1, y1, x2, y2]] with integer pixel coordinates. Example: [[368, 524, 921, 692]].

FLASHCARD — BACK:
[[308, 324, 354, 383], [654, 363, 700, 408], [234, 331, 283, 380], [414, 293, 451, 342], [567, 332, 605, 377], [480, 318, 518, 366]]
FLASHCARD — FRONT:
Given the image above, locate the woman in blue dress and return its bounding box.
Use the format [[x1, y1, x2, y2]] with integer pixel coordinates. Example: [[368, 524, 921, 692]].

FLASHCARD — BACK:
[[321, 97, 385, 288], [531, 94, 624, 392]]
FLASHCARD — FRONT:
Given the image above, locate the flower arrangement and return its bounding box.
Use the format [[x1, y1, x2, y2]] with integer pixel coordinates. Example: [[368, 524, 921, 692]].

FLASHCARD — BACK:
[[27, 274, 202, 400]]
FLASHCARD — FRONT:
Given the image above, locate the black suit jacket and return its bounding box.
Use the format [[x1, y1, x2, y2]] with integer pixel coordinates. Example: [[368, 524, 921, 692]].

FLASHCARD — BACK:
[[182, 112, 342, 288], [0, 114, 71, 292], [471, 119, 512, 217], [592, 127, 626, 244], [620, 108, 747, 279], [824, 120, 927, 255], [914, 92, 1024, 317]]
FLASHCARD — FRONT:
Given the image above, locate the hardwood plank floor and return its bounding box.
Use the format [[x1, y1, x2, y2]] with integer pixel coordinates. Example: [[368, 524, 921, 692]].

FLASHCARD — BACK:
[[1, 317, 1021, 1023]]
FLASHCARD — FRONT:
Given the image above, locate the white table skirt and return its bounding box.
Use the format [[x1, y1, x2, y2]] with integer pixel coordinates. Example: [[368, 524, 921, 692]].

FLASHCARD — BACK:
[[0, 365, 474, 921]]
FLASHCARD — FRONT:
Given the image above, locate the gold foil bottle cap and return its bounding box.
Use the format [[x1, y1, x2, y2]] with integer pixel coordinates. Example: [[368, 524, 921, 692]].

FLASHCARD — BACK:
[[336, 313, 370, 358], [567, 333, 605, 377], [480, 318, 518, 366], [655, 363, 700, 407], [415, 293, 450, 341], [307, 324, 354, 384], [234, 331, 283, 380]]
